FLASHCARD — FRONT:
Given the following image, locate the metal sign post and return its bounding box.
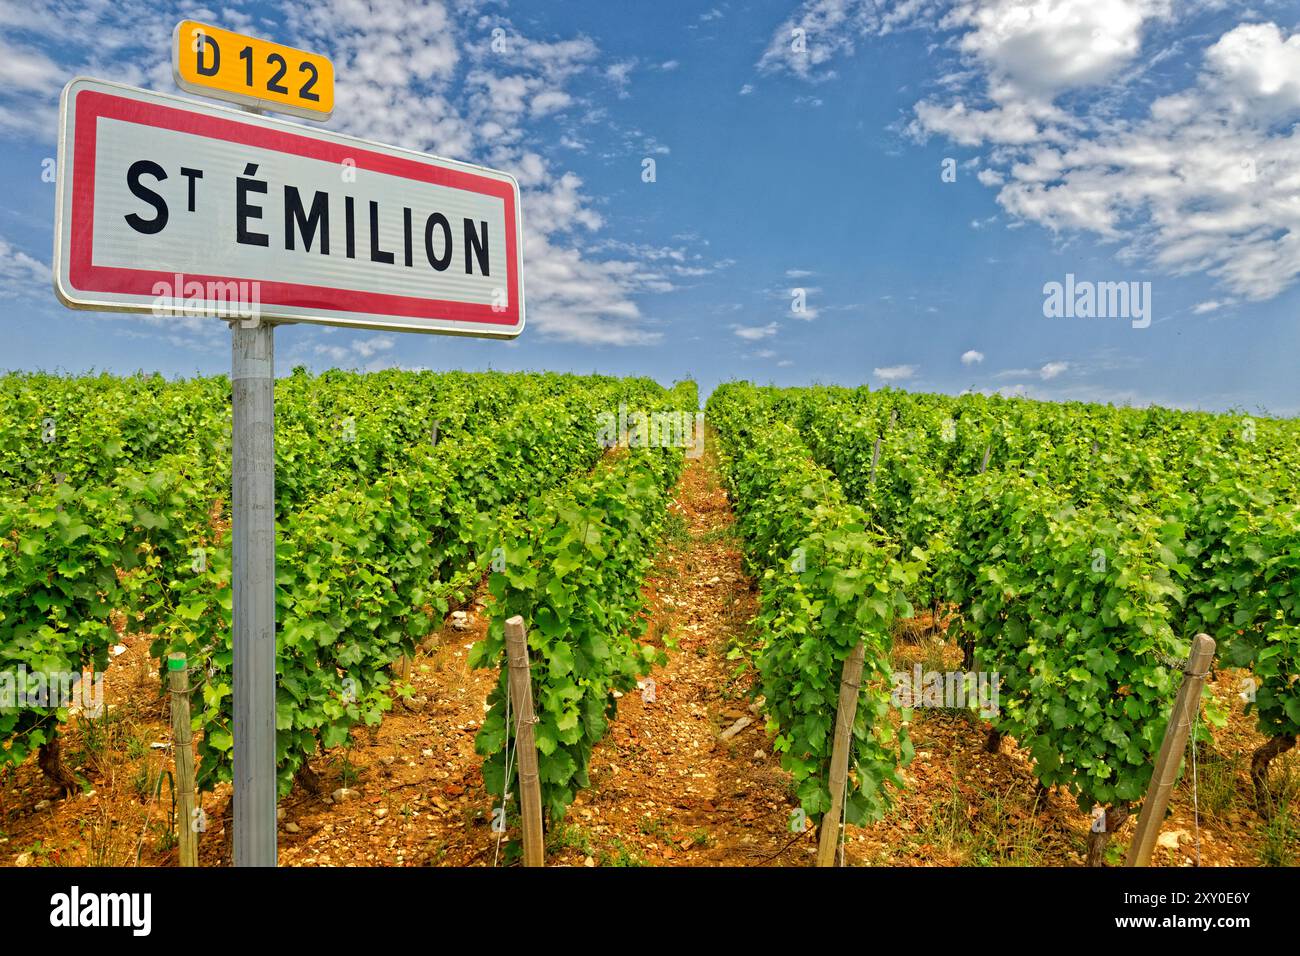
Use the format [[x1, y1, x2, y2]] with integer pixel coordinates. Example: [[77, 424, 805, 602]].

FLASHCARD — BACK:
[[230, 318, 277, 866], [228, 87, 278, 865]]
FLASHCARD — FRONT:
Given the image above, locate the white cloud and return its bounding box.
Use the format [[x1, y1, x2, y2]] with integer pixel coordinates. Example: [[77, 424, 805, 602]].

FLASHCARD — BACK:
[[0, 36, 61, 94], [354, 336, 396, 359], [1203, 22, 1300, 123], [605, 59, 636, 97], [313, 334, 396, 366], [1192, 300, 1223, 314], [996, 360, 1072, 381], [911, 98, 1051, 147], [903, 9, 1300, 305], [945, 0, 1171, 98], [961, 349, 985, 365], [757, 0, 943, 80], [530, 89, 573, 117], [0, 234, 48, 298], [874, 364, 918, 382], [522, 230, 663, 346], [732, 322, 779, 341]]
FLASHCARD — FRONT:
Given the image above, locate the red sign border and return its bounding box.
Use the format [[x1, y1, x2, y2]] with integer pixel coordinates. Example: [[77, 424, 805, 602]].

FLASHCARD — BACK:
[[68, 88, 521, 329]]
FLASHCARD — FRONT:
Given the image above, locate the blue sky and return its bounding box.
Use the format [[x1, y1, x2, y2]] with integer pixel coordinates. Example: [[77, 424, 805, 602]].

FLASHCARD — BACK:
[[2, 0, 1299, 415]]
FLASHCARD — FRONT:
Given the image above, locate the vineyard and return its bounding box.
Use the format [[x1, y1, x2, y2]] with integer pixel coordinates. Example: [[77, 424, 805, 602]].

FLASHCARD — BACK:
[[709, 382, 1300, 864], [1, 370, 1297, 866]]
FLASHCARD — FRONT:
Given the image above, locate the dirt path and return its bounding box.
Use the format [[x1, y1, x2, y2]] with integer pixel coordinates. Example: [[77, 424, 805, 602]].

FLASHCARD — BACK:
[[550, 439, 812, 867]]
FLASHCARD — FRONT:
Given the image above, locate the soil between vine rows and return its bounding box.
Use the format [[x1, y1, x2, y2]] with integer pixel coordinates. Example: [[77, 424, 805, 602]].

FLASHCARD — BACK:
[[0, 439, 1296, 866]]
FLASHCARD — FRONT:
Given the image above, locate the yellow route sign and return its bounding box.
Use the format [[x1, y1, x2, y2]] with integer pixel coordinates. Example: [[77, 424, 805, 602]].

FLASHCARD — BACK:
[[172, 20, 334, 120]]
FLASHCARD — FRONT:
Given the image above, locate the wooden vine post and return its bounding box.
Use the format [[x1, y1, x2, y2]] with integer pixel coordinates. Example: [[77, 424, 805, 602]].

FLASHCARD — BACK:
[[392, 653, 412, 682], [867, 408, 897, 487], [816, 641, 867, 867], [168, 652, 199, 867], [1125, 633, 1216, 867], [503, 616, 545, 867]]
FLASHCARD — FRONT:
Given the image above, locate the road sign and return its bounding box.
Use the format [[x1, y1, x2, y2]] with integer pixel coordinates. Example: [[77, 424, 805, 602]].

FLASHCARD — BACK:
[[173, 20, 335, 120], [54, 77, 525, 337]]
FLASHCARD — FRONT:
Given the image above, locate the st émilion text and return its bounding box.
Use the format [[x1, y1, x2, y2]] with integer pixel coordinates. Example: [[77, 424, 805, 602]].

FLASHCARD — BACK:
[[124, 160, 494, 279]]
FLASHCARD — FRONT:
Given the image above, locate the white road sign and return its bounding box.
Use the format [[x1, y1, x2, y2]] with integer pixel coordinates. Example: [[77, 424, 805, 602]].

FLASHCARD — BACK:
[[54, 77, 525, 337]]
